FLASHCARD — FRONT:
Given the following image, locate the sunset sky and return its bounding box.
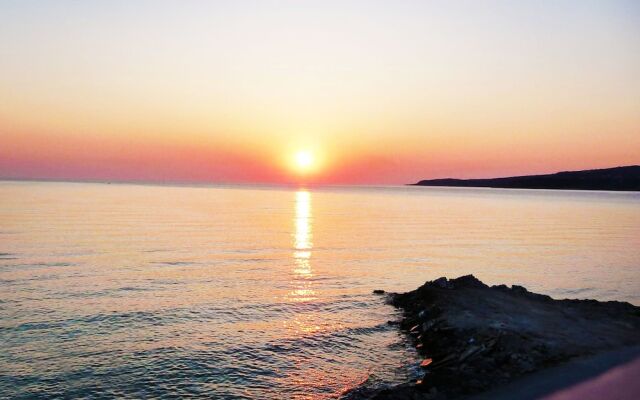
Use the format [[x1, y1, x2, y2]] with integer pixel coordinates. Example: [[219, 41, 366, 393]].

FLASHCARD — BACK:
[[1, 1, 639, 184]]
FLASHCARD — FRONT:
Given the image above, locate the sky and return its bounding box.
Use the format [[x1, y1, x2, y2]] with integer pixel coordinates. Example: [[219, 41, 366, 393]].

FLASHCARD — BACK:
[[1, 0, 639, 184]]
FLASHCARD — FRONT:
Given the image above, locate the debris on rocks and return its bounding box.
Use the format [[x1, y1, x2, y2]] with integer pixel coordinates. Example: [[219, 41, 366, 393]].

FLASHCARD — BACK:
[[351, 275, 640, 400]]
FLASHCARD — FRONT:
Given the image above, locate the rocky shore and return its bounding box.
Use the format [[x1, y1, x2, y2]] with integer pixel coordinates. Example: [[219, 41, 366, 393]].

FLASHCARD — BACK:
[[345, 275, 640, 400]]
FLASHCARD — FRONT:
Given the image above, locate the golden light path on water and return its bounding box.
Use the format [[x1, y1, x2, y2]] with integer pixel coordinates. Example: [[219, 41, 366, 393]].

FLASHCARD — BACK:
[[288, 190, 317, 313], [280, 190, 366, 398]]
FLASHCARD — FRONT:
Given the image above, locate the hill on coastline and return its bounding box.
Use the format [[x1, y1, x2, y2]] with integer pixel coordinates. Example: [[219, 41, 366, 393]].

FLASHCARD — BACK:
[[411, 165, 640, 191]]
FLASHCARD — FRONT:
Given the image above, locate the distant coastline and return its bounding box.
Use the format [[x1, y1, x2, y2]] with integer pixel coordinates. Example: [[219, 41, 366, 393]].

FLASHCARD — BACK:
[[411, 165, 640, 191]]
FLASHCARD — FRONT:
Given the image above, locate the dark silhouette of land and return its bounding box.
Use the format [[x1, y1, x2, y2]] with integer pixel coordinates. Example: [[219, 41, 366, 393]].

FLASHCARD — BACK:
[[412, 166, 640, 191], [344, 276, 640, 400]]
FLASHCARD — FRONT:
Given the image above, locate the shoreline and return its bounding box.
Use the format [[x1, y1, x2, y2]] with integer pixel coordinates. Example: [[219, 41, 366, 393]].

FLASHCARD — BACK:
[[345, 275, 640, 399]]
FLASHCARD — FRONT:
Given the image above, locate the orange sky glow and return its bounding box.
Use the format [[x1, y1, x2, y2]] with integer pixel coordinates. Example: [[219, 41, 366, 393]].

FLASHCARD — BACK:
[[1, 1, 639, 184]]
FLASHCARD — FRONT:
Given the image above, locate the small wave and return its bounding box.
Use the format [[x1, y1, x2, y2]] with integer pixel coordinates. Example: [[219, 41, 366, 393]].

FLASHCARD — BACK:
[[2, 261, 75, 268], [118, 286, 154, 292], [2, 310, 171, 333], [0, 252, 17, 260], [563, 287, 596, 295], [260, 321, 393, 354], [151, 261, 200, 267], [0, 262, 77, 273]]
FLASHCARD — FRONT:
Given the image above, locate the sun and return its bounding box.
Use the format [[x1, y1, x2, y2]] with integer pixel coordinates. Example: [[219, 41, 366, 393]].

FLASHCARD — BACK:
[[293, 150, 314, 172]]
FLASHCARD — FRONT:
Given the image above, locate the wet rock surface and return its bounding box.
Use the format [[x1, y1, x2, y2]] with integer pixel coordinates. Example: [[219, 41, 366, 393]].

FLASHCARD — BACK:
[[346, 275, 640, 400]]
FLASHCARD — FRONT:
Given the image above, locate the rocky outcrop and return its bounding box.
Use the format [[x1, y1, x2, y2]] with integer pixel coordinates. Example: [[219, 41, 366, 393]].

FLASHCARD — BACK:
[[347, 275, 640, 400]]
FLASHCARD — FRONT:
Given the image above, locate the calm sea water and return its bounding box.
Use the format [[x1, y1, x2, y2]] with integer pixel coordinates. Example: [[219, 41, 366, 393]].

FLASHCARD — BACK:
[[1, 181, 639, 399]]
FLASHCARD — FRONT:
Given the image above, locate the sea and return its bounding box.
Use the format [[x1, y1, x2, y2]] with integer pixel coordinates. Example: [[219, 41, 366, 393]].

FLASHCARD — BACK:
[[1, 181, 639, 399]]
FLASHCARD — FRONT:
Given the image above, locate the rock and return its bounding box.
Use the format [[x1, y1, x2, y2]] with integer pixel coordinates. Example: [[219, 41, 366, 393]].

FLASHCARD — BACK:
[[458, 345, 483, 362], [358, 275, 640, 400], [432, 277, 452, 289], [450, 274, 488, 289], [511, 285, 528, 293], [373, 289, 385, 294], [420, 358, 433, 367]]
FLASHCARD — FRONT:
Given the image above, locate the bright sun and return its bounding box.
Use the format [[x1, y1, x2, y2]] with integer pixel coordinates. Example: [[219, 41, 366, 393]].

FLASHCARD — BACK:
[[294, 150, 314, 172]]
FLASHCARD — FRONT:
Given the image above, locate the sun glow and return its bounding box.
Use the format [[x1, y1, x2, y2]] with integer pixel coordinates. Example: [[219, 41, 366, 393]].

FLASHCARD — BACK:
[[293, 150, 315, 173]]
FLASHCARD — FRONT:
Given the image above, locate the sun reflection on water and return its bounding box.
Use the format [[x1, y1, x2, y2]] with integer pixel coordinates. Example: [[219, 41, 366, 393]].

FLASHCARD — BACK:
[[294, 191, 311, 251], [288, 190, 316, 302]]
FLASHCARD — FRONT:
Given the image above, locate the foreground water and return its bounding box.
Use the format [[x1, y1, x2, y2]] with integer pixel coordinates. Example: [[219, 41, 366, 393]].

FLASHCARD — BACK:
[[1, 182, 639, 399]]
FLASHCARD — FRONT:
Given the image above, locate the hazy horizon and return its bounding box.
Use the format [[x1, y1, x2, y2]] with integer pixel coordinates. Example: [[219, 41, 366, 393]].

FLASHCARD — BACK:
[[1, 163, 638, 188]]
